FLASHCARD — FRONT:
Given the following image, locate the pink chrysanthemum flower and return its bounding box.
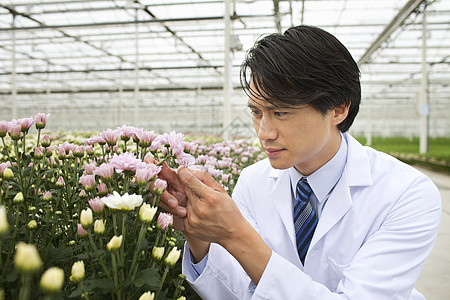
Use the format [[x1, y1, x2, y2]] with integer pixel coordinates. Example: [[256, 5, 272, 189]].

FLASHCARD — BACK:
[[77, 223, 87, 237], [17, 117, 35, 133], [94, 163, 114, 181], [118, 124, 136, 142], [175, 153, 196, 167], [41, 134, 51, 147], [92, 135, 106, 146], [153, 179, 167, 195], [109, 152, 146, 174], [0, 121, 10, 138], [167, 131, 184, 158], [136, 130, 156, 148], [157, 213, 173, 230], [97, 183, 108, 196], [8, 123, 21, 140], [100, 128, 120, 146], [135, 164, 161, 185], [88, 196, 105, 213], [80, 174, 96, 191], [34, 113, 50, 130], [82, 161, 97, 175]]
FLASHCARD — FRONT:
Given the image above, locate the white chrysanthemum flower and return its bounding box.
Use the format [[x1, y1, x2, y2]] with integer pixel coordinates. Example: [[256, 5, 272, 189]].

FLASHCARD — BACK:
[[101, 191, 143, 211]]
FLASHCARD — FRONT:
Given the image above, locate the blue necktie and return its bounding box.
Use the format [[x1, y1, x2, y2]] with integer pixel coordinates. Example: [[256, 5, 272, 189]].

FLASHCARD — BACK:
[[294, 178, 318, 264]]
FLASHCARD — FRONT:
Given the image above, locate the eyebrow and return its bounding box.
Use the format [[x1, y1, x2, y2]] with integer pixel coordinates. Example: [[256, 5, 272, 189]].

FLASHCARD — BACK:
[[247, 102, 278, 111]]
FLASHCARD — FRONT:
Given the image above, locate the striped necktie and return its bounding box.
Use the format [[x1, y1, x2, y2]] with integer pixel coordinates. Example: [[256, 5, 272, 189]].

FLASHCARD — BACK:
[[294, 177, 318, 264]]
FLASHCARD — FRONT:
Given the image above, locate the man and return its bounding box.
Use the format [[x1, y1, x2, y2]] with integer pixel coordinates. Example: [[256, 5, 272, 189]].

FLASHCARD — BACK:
[[158, 25, 442, 299]]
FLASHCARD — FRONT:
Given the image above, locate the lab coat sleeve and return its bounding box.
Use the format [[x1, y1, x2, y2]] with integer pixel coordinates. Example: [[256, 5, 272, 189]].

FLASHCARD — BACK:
[[181, 167, 257, 300], [252, 174, 442, 299]]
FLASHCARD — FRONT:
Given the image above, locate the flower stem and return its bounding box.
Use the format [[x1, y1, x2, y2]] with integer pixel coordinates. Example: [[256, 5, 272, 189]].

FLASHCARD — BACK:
[[18, 274, 31, 300], [111, 252, 121, 300], [155, 266, 169, 300], [79, 281, 90, 300], [128, 224, 146, 279], [87, 231, 110, 278]]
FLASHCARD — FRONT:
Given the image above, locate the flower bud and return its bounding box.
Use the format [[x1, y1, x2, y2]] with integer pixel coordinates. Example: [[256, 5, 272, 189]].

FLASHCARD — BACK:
[[157, 213, 173, 230], [139, 203, 157, 224], [69, 261, 85, 283], [168, 241, 175, 247], [77, 223, 87, 238], [14, 242, 42, 274], [27, 220, 38, 230], [42, 191, 52, 202], [80, 208, 93, 228], [41, 134, 51, 147], [8, 124, 21, 140], [93, 219, 106, 234], [68, 240, 76, 246], [97, 183, 108, 197], [153, 179, 167, 196], [34, 147, 45, 160], [177, 296, 186, 300], [79, 189, 87, 199], [164, 247, 181, 267], [151, 247, 164, 261], [56, 176, 64, 188], [88, 197, 104, 213], [40, 267, 64, 294], [106, 235, 122, 251], [139, 291, 155, 300], [3, 168, 14, 181], [13, 192, 24, 203], [0, 206, 9, 236]]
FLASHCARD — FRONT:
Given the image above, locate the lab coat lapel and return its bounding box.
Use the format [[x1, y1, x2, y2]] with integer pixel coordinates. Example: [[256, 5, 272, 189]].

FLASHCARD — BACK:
[[309, 171, 352, 249], [270, 169, 297, 251], [309, 134, 372, 250]]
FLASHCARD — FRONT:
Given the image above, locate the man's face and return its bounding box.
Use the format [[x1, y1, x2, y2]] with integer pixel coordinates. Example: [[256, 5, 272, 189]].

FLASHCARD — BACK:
[[247, 94, 344, 176]]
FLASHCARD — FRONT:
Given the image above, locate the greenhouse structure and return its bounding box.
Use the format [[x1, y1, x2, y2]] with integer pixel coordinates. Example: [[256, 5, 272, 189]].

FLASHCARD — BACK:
[[1, 1, 450, 300], [0, 0, 449, 148]]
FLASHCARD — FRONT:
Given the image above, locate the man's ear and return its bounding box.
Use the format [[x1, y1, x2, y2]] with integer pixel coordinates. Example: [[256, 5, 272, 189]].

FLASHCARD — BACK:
[[331, 103, 349, 126]]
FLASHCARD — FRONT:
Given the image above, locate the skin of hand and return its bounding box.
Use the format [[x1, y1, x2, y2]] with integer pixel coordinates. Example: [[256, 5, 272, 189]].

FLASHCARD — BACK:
[[144, 156, 187, 230], [178, 166, 272, 284]]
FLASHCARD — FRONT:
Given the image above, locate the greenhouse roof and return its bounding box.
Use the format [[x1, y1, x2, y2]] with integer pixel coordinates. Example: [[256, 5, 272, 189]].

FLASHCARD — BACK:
[[0, 0, 448, 94], [0, 0, 449, 139]]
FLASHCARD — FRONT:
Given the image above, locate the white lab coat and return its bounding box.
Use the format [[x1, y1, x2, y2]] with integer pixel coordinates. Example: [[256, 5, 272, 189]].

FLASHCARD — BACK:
[[182, 133, 442, 299]]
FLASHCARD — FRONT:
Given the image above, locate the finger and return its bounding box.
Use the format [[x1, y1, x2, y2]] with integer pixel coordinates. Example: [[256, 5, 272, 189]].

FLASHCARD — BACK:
[[178, 166, 210, 198], [191, 169, 226, 192], [158, 190, 187, 217]]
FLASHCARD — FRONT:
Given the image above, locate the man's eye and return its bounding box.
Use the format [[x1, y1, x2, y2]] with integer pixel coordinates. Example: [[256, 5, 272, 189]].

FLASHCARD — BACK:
[[274, 111, 287, 117], [250, 110, 261, 116]]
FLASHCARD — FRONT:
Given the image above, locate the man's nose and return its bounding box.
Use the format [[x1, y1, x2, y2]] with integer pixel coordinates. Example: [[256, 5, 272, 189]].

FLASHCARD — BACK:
[[256, 117, 277, 141]]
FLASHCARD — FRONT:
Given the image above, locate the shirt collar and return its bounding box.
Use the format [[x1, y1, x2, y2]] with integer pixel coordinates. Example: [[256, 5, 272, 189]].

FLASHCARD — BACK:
[[289, 132, 348, 203]]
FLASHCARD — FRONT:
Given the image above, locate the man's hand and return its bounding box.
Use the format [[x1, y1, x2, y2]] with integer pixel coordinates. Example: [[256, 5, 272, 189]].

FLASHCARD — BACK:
[[178, 166, 245, 245], [145, 157, 187, 230], [178, 166, 272, 284]]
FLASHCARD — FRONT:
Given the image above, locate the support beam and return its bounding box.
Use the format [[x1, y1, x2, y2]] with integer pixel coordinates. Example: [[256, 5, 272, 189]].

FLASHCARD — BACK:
[[357, 0, 424, 66], [273, 0, 282, 33], [223, 0, 232, 141], [419, 5, 429, 153]]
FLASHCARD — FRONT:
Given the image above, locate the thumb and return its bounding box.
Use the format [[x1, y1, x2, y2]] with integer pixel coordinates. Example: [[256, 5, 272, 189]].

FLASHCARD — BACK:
[[178, 166, 207, 197]]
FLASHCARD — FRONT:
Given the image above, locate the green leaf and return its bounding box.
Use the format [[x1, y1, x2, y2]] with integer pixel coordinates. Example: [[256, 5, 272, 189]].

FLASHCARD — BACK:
[[133, 268, 161, 289], [69, 278, 115, 297]]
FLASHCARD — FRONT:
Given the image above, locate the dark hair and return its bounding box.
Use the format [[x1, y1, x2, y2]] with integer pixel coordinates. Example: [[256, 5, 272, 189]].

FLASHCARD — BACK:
[[240, 25, 361, 132]]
